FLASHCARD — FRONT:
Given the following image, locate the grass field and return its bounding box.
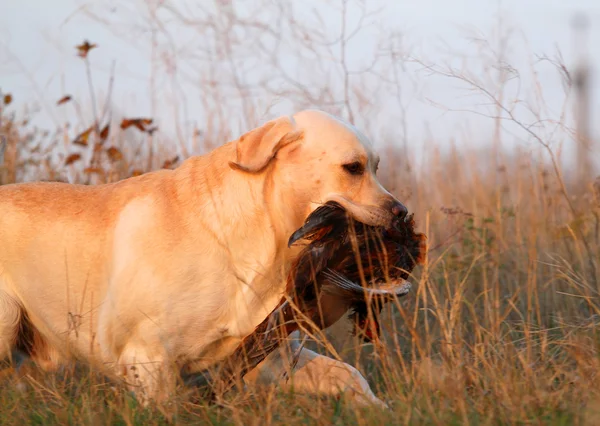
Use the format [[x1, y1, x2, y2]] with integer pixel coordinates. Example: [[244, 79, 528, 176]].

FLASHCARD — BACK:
[[1, 2, 599, 424], [2, 111, 598, 424]]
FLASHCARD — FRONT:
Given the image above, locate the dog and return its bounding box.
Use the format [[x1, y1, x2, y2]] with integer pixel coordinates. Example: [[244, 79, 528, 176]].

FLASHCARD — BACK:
[[0, 109, 408, 408]]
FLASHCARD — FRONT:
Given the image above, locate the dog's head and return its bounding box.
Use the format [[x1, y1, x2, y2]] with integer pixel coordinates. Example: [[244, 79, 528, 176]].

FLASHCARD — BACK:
[[229, 109, 407, 230]]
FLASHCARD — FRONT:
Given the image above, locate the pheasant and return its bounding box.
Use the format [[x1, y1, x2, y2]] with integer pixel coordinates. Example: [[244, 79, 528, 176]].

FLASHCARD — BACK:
[[202, 201, 427, 396]]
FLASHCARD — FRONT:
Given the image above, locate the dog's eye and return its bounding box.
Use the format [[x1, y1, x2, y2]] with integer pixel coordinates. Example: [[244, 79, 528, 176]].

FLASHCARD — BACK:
[[343, 162, 364, 176]]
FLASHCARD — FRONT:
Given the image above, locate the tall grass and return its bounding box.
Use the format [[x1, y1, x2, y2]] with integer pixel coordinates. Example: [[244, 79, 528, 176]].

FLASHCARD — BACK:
[[1, 1, 599, 424]]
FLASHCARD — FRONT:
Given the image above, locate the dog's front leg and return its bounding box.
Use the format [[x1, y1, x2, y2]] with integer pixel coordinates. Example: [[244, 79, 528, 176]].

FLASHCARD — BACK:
[[116, 340, 177, 409], [243, 332, 388, 410]]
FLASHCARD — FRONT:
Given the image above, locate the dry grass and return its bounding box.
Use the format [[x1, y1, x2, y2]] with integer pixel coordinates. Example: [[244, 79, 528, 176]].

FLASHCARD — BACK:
[[1, 2, 600, 424], [2, 95, 599, 425]]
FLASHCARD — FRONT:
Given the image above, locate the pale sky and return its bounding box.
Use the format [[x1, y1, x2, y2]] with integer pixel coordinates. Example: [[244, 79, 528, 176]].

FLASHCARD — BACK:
[[1, 0, 599, 171]]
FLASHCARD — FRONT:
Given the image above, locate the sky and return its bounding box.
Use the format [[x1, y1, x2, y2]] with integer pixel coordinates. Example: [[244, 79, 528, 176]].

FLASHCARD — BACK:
[[1, 0, 599, 171]]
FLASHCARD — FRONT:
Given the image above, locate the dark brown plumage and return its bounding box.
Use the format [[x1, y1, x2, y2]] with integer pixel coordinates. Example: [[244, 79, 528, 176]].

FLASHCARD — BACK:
[[205, 201, 427, 395]]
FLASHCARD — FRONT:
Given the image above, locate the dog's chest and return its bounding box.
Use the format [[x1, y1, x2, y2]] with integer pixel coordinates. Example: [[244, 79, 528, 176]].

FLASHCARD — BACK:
[[224, 271, 286, 339], [210, 242, 290, 339]]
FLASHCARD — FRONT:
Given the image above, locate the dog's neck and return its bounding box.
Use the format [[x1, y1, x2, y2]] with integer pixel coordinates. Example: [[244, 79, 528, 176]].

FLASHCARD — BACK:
[[175, 144, 306, 268]]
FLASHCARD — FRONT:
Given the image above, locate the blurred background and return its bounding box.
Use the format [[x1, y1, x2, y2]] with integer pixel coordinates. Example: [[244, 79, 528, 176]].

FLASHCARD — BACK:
[[1, 2, 600, 424], [1, 0, 598, 184]]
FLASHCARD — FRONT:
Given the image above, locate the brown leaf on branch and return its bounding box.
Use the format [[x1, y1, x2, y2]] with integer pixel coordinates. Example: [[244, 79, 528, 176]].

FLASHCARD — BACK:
[[65, 153, 82, 166], [106, 146, 123, 162], [99, 124, 110, 142], [73, 127, 94, 146], [57, 95, 72, 105], [84, 167, 103, 175], [3, 93, 12, 105], [120, 118, 153, 132], [76, 40, 97, 58], [162, 156, 180, 169]]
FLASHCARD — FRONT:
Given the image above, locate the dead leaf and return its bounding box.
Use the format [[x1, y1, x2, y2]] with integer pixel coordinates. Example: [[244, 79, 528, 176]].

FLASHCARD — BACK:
[[106, 146, 123, 162], [162, 156, 180, 169], [84, 167, 103, 175], [3, 93, 12, 105], [99, 124, 110, 142], [73, 126, 94, 146], [57, 95, 72, 105], [76, 40, 97, 58], [120, 118, 153, 132], [65, 153, 82, 166]]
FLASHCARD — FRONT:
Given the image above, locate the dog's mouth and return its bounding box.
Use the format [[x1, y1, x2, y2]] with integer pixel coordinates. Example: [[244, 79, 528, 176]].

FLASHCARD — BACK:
[[312, 195, 395, 228], [288, 200, 426, 298]]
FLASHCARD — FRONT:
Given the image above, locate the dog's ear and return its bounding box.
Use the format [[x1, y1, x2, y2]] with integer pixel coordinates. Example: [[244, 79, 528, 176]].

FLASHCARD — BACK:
[[229, 116, 303, 173]]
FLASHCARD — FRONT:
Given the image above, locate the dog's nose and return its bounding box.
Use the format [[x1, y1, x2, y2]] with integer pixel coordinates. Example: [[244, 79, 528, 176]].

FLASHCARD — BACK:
[[391, 200, 408, 220]]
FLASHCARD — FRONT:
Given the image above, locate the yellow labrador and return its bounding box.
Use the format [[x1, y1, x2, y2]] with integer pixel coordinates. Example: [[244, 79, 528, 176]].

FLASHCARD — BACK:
[[0, 109, 407, 407]]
